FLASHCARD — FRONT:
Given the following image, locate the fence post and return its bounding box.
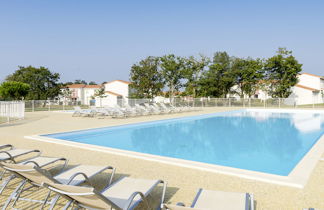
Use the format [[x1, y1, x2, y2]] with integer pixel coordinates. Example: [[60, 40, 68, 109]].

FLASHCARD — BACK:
[[32, 100, 35, 112], [279, 98, 281, 108], [264, 99, 266, 108], [7, 103, 10, 123], [48, 100, 51, 111]]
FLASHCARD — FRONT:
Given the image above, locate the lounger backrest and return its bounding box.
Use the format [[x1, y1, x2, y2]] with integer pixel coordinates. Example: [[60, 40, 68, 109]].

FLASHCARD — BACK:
[[45, 183, 119, 209], [1, 162, 56, 185]]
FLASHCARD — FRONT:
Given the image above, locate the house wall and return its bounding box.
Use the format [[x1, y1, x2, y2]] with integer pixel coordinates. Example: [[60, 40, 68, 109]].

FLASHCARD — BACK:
[[298, 74, 321, 90], [95, 94, 118, 107], [289, 86, 316, 105], [83, 88, 99, 105], [104, 82, 129, 97]]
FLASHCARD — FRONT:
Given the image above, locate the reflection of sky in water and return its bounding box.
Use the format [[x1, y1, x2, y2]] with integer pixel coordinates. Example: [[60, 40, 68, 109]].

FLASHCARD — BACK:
[[46, 110, 324, 176]]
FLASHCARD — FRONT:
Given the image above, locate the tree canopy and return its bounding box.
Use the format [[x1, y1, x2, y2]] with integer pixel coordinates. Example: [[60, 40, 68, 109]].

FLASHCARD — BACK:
[[6, 66, 61, 100], [0, 81, 30, 100], [129, 56, 164, 98], [264, 48, 302, 98]]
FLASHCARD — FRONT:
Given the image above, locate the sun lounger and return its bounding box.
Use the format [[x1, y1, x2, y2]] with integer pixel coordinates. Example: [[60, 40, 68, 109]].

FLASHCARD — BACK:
[[44, 176, 167, 210], [0, 156, 67, 194], [163, 188, 254, 210], [0, 144, 41, 163], [1, 162, 115, 209]]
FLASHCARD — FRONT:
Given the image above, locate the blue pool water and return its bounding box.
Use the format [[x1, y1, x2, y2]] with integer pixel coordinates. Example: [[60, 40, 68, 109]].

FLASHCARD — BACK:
[[45, 110, 324, 176]]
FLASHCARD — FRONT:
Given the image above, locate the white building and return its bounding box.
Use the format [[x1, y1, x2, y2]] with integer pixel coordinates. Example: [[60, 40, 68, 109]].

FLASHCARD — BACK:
[[228, 73, 324, 105], [61, 84, 101, 105], [288, 73, 324, 105], [95, 80, 132, 107]]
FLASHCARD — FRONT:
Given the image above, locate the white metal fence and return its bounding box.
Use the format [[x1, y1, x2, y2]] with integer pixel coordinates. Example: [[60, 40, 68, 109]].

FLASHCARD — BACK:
[[18, 98, 324, 113], [0, 101, 25, 123]]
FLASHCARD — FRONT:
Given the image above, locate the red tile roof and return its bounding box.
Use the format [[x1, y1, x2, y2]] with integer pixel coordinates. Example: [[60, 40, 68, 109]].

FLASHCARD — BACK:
[[301, 73, 322, 78], [66, 84, 86, 88], [295, 84, 320, 92], [105, 91, 122, 96], [105, 80, 131, 85], [85, 85, 101, 88]]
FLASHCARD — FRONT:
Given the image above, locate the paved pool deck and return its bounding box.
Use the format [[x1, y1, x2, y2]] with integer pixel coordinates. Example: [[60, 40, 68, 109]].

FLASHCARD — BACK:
[[0, 107, 324, 209]]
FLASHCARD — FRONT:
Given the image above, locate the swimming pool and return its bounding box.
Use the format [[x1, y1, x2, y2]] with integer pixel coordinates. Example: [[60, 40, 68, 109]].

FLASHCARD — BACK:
[[43, 109, 324, 177]]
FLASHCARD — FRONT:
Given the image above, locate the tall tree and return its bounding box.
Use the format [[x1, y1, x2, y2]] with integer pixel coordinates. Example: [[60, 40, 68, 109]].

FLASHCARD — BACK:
[[6, 66, 61, 100], [0, 81, 30, 100], [198, 52, 236, 97], [232, 58, 264, 98], [88, 81, 97, 85], [129, 56, 163, 98], [183, 55, 210, 97], [74, 80, 87, 85], [264, 48, 302, 98], [160, 54, 185, 101]]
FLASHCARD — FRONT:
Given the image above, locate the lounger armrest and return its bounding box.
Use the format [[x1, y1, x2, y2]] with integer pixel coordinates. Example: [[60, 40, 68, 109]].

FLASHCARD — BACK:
[[0, 144, 13, 150], [67, 172, 92, 185], [22, 160, 40, 167], [124, 191, 150, 210], [0, 151, 15, 162]]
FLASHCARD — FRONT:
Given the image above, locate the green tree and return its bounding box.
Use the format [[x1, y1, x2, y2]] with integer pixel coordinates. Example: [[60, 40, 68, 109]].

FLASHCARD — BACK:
[[74, 80, 87, 85], [93, 87, 106, 107], [232, 58, 264, 98], [0, 81, 30, 100], [183, 55, 210, 97], [6, 66, 61, 100], [129, 56, 164, 98], [198, 52, 236, 97], [264, 48, 302, 98], [160, 54, 185, 101], [88, 81, 97, 85]]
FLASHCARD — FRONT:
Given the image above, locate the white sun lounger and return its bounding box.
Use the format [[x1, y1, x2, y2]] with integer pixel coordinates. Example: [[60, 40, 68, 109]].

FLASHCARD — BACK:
[[44, 176, 167, 210], [0, 156, 67, 195], [164, 188, 254, 210], [0, 145, 41, 163], [1, 162, 115, 209]]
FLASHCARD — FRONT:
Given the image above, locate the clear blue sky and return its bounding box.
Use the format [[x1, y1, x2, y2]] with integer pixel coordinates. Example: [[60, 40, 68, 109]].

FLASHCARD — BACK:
[[0, 0, 323, 83]]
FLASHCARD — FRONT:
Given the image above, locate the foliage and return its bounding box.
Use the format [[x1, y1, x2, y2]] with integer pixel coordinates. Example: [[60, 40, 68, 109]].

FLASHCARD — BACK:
[[6, 66, 61, 100], [160, 54, 186, 100], [88, 81, 97, 85], [0, 81, 30, 100], [183, 55, 210, 97], [129, 56, 164, 98], [264, 48, 302, 98], [74, 80, 87, 84], [93, 87, 106, 98], [198, 52, 236, 97], [232, 58, 264, 98]]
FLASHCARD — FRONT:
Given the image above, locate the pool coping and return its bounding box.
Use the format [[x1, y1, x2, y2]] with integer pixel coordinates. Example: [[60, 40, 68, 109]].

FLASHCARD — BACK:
[[25, 108, 324, 189]]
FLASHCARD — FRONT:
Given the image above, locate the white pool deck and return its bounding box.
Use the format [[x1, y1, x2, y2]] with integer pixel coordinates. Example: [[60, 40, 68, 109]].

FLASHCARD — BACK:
[[26, 108, 324, 189]]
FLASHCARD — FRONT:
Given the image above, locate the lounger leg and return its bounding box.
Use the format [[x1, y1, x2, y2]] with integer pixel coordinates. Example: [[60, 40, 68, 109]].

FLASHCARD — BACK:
[[12, 179, 28, 207], [159, 181, 168, 210], [48, 194, 60, 210], [0, 175, 15, 194], [63, 200, 73, 210], [40, 190, 51, 210], [2, 179, 26, 210], [0, 169, 7, 180]]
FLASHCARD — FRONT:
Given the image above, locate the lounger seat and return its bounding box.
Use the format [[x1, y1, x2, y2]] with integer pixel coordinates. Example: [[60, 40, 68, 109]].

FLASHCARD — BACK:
[[45, 176, 167, 210], [193, 189, 251, 210], [1, 162, 115, 209], [0, 148, 40, 161], [164, 188, 254, 210], [102, 177, 162, 209], [54, 165, 112, 185], [20, 156, 66, 168]]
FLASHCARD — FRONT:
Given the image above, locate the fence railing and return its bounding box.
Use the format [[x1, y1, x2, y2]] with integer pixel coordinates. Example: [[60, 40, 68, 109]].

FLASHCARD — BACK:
[[0, 101, 25, 123], [17, 98, 324, 113], [24, 100, 90, 112]]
